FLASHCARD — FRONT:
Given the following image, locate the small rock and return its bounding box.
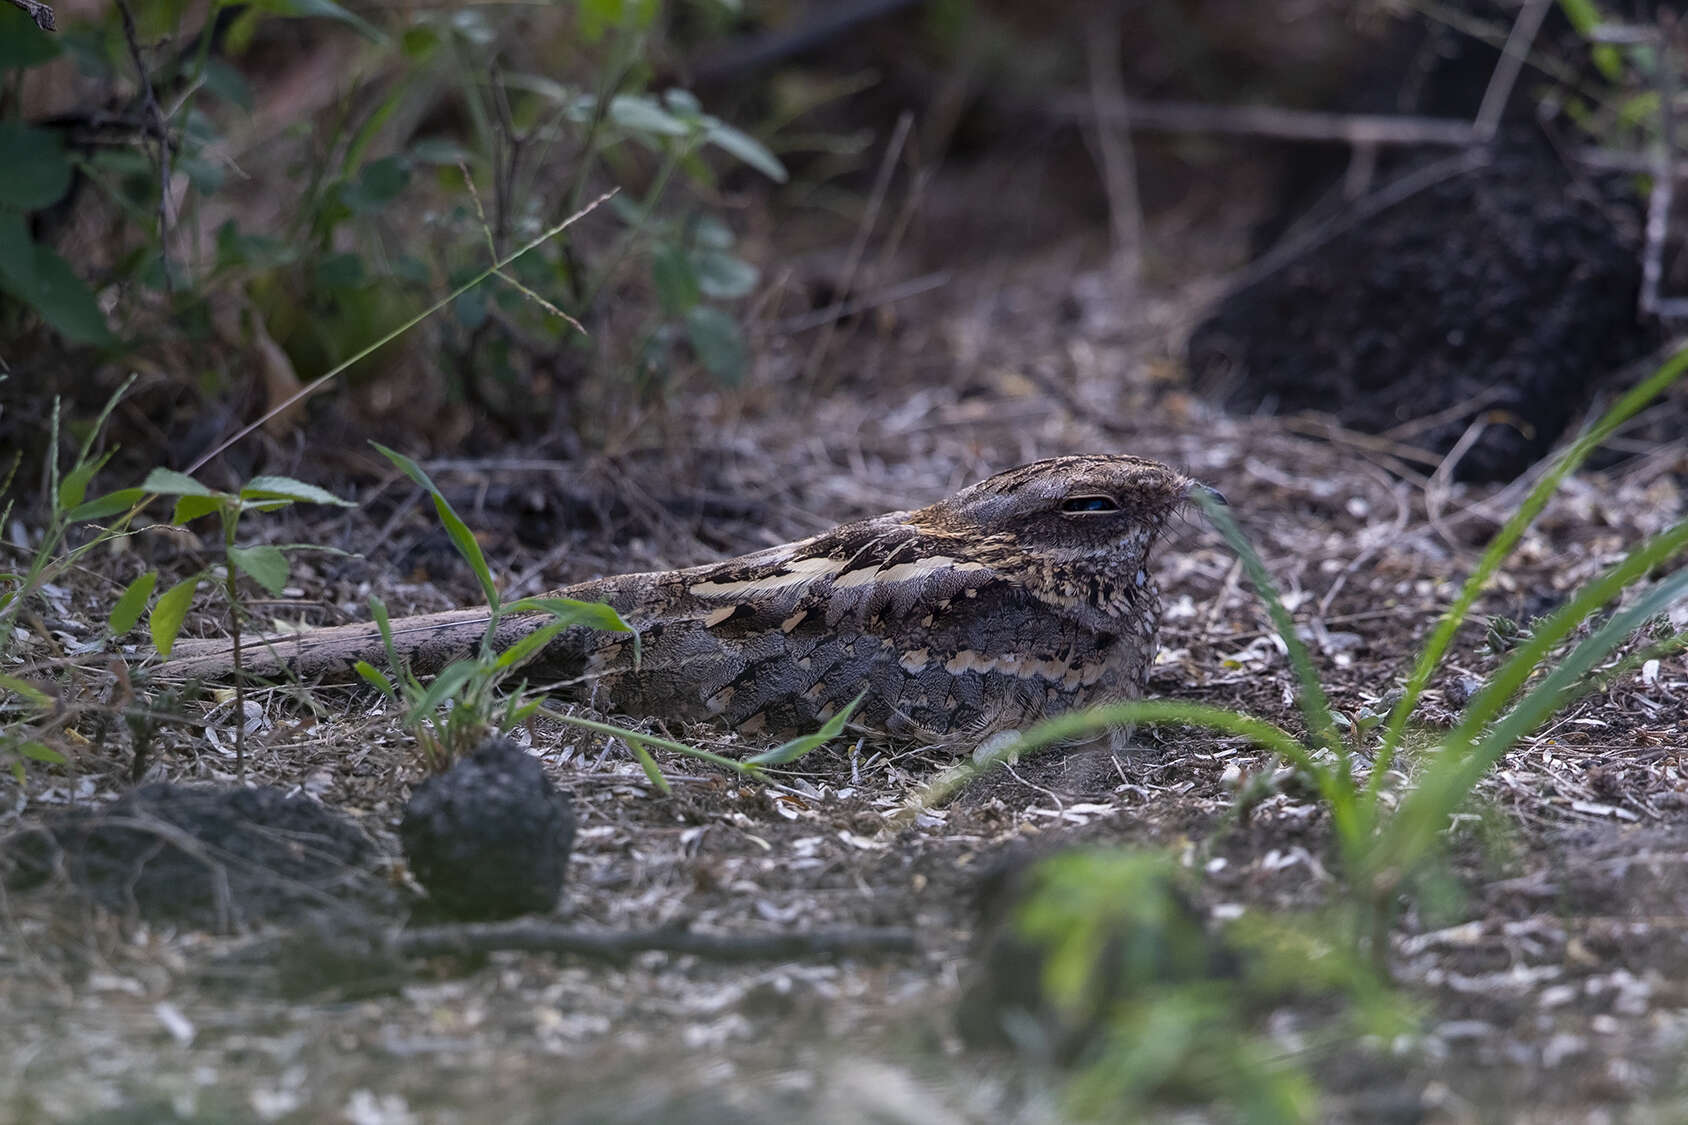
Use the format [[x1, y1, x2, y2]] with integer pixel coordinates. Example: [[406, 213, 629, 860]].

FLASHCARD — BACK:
[[399, 736, 575, 920]]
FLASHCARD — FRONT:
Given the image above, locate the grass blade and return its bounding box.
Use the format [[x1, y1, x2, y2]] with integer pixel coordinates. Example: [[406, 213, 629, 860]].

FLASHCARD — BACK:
[[372, 443, 500, 611], [745, 690, 865, 766], [1194, 490, 1341, 759], [1374, 344, 1688, 775]]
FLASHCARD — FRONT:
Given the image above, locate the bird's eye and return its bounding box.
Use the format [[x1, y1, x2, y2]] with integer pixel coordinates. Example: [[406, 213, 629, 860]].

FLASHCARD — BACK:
[[1061, 495, 1120, 514]]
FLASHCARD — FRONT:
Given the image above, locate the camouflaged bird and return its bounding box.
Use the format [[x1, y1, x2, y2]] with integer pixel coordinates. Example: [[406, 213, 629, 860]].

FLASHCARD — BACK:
[[165, 455, 1201, 751]]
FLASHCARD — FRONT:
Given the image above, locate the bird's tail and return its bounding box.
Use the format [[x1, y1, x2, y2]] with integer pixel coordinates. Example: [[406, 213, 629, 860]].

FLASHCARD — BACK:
[[160, 607, 538, 682]]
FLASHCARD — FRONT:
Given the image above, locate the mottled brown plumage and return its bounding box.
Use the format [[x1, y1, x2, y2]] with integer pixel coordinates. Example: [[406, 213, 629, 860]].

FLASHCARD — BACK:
[[165, 455, 1198, 750]]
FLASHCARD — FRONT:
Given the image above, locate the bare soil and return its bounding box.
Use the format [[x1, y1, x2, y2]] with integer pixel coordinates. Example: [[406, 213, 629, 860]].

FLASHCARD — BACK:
[[4, 122, 1688, 1125]]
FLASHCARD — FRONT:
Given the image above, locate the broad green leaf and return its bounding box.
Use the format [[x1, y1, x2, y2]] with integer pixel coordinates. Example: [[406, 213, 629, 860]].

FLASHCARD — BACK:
[[142, 468, 216, 497], [578, 0, 615, 39], [685, 304, 748, 383], [0, 7, 61, 69], [171, 494, 227, 525], [664, 88, 702, 118], [608, 95, 689, 138], [66, 487, 147, 522], [372, 442, 499, 610], [694, 214, 735, 250], [340, 155, 411, 214], [229, 545, 290, 596], [241, 475, 355, 507], [18, 741, 67, 765], [692, 250, 758, 299], [313, 251, 366, 290], [215, 221, 296, 271], [202, 58, 255, 111], [57, 450, 114, 511], [109, 571, 158, 635], [149, 574, 202, 658], [0, 121, 72, 209], [0, 231, 116, 347], [0, 672, 52, 706], [0, 210, 35, 293], [703, 120, 787, 183], [747, 690, 866, 766], [651, 244, 700, 315]]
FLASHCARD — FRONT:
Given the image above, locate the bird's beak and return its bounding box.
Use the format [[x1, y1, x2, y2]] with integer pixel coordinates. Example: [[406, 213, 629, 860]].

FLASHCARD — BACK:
[[1185, 481, 1227, 508]]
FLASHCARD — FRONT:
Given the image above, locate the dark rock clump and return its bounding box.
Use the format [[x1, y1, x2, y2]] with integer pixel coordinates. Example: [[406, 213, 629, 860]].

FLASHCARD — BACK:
[[399, 736, 576, 920], [1, 783, 383, 931], [1188, 146, 1656, 483]]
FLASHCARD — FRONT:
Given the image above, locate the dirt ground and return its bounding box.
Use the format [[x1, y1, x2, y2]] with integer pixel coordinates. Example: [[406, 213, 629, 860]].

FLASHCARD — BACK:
[[5, 89, 1688, 1125]]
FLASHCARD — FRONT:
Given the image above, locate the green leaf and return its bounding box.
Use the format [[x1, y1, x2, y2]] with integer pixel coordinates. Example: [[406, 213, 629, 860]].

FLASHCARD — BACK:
[[624, 736, 672, 795], [0, 210, 35, 293], [354, 659, 396, 697], [171, 494, 227, 525], [1196, 491, 1341, 759], [241, 475, 355, 507], [368, 594, 419, 690], [314, 251, 366, 290], [245, 0, 389, 43], [747, 690, 867, 766], [340, 155, 411, 214], [684, 305, 748, 383], [411, 659, 481, 720], [57, 450, 114, 511], [229, 545, 290, 596], [372, 443, 500, 611], [66, 487, 147, 522], [505, 595, 639, 665], [149, 574, 202, 658], [0, 672, 52, 707], [505, 597, 637, 635], [17, 741, 67, 765], [703, 120, 788, 183], [608, 95, 689, 138], [692, 250, 758, 299], [1371, 344, 1688, 790], [202, 57, 255, 111], [142, 468, 216, 497], [651, 244, 700, 315], [694, 214, 735, 250], [109, 571, 158, 635], [0, 7, 62, 70], [0, 121, 73, 209], [215, 221, 296, 271], [0, 219, 116, 347], [492, 619, 571, 672], [664, 88, 702, 118]]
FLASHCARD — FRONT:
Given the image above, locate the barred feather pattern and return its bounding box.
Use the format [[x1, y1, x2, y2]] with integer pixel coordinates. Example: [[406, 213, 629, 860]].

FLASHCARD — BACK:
[[164, 455, 1196, 748]]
